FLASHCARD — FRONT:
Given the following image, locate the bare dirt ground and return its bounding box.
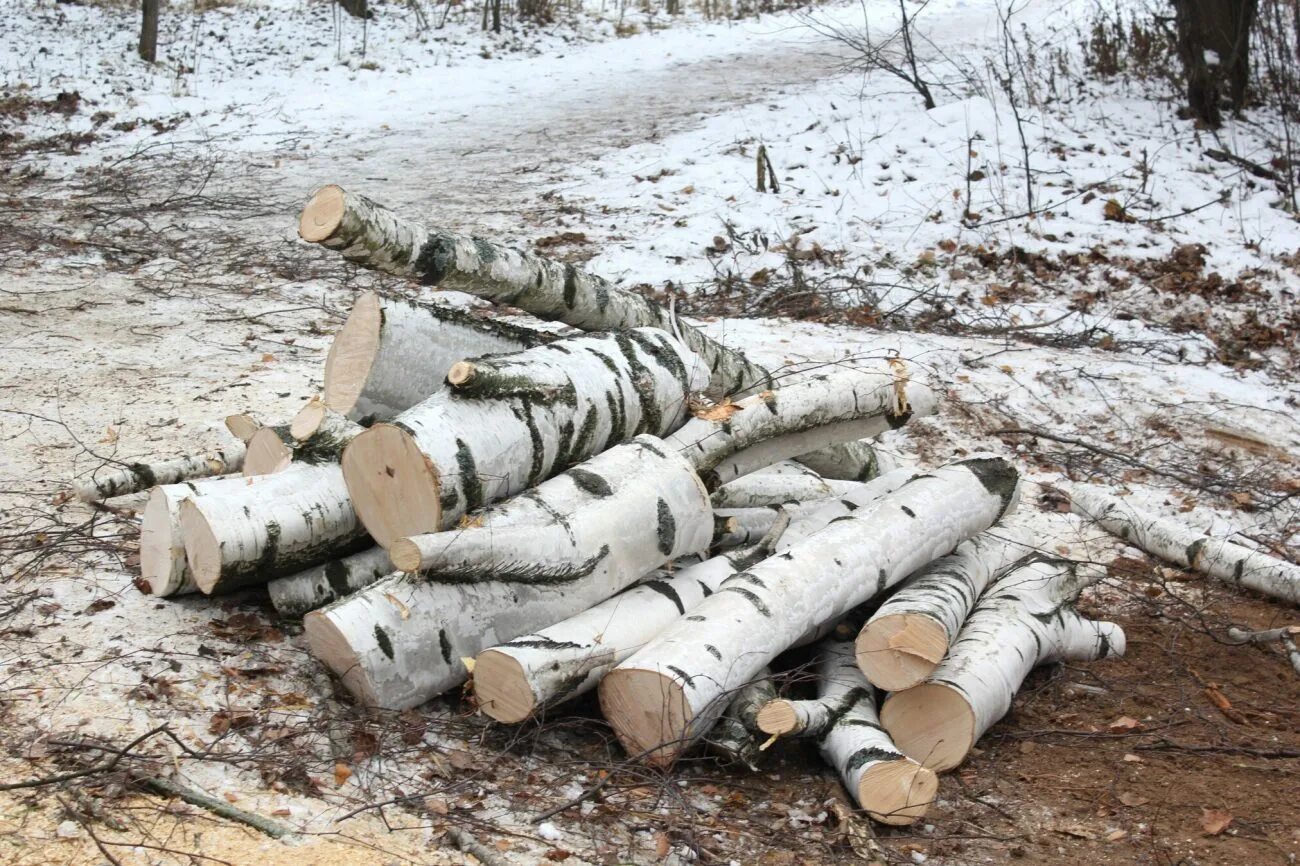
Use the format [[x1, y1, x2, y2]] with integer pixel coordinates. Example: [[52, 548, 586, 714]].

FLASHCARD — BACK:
[[2, 8, 1299, 866]]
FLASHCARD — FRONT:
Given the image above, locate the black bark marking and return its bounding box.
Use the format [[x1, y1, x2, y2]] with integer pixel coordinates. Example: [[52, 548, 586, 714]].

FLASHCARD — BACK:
[[615, 332, 663, 435], [374, 624, 395, 660], [562, 264, 578, 309], [518, 398, 547, 488], [415, 236, 455, 285], [567, 467, 613, 498], [727, 571, 766, 590], [845, 746, 901, 771], [698, 580, 714, 597], [656, 498, 677, 556], [718, 585, 772, 616], [643, 580, 686, 615], [877, 568, 888, 591], [667, 665, 697, 688], [439, 629, 453, 665], [455, 438, 484, 513], [705, 644, 722, 661], [472, 237, 497, 264], [502, 635, 586, 650], [424, 545, 610, 585], [685, 614, 706, 621], [1186, 536, 1207, 568], [325, 559, 351, 597], [900, 505, 916, 518], [959, 457, 1019, 516]]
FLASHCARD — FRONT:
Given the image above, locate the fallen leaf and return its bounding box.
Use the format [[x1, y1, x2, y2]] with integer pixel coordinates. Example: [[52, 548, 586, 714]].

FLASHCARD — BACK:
[[494, 839, 512, 852], [1201, 807, 1233, 836], [99, 425, 119, 444], [655, 831, 671, 858], [223, 791, 239, 803], [1122, 753, 1143, 763], [447, 749, 475, 770], [334, 763, 352, 787], [271, 808, 292, 817], [1118, 792, 1149, 807], [1054, 823, 1097, 839], [1108, 716, 1144, 733], [261, 353, 277, 363], [545, 850, 572, 861], [1106, 829, 1128, 842], [427, 798, 449, 816]]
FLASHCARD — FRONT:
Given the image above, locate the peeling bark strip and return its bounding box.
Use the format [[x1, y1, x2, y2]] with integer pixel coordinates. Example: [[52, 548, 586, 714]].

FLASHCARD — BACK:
[[73, 446, 244, 503], [323, 290, 559, 423], [665, 363, 937, 490], [880, 559, 1126, 771], [299, 185, 768, 399], [180, 464, 371, 595], [306, 438, 713, 709], [474, 519, 787, 724], [856, 526, 1034, 691], [1068, 483, 1300, 606], [266, 546, 395, 618], [598, 457, 1020, 767], [341, 328, 705, 547]]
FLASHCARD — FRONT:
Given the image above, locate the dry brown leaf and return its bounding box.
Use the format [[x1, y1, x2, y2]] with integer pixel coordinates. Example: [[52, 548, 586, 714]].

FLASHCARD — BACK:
[[1122, 753, 1143, 763], [99, 425, 119, 444], [1108, 716, 1144, 733], [545, 850, 572, 862], [223, 791, 239, 803], [447, 749, 476, 770], [333, 763, 352, 787], [655, 831, 671, 859], [271, 808, 291, 817], [1054, 823, 1097, 839], [1106, 829, 1128, 842], [1118, 792, 1149, 807], [427, 797, 449, 816], [261, 353, 277, 363], [1201, 807, 1233, 836], [494, 839, 512, 852]]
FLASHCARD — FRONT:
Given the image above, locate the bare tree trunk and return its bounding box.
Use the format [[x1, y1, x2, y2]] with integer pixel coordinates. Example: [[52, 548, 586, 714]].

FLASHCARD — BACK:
[[1172, 0, 1259, 127], [139, 0, 159, 63]]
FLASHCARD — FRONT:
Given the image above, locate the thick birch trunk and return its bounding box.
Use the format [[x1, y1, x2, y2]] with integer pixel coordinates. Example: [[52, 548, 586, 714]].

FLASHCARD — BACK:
[[599, 457, 1020, 766], [665, 362, 936, 491], [266, 546, 395, 617], [323, 290, 557, 422], [1068, 483, 1300, 606], [243, 402, 365, 476], [341, 327, 705, 547], [778, 467, 916, 549], [880, 558, 1126, 771], [73, 447, 244, 503], [180, 464, 370, 595], [299, 185, 772, 399], [139, 484, 200, 597], [856, 526, 1033, 691], [305, 438, 712, 709], [474, 519, 788, 724]]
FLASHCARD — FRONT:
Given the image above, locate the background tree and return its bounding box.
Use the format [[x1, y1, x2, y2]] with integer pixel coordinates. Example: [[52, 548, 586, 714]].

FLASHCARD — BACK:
[[1171, 0, 1259, 127]]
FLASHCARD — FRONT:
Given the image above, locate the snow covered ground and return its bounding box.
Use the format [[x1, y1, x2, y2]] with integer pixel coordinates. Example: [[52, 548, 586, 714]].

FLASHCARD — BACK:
[[1, 0, 1298, 863]]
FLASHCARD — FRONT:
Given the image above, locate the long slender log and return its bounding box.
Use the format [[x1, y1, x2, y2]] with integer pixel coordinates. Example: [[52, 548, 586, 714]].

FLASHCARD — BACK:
[[474, 518, 789, 724], [710, 463, 852, 508], [73, 447, 244, 503], [855, 526, 1033, 691], [300, 185, 771, 399], [324, 290, 559, 422], [598, 456, 1021, 766], [804, 641, 937, 825], [306, 438, 713, 709], [1067, 483, 1300, 605], [266, 546, 395, 617], [180, 465, 370, 594], [777, 467, 916, 549], [341, 327, 705, 547], [880, 558, 1126, 771], [298, 186, 901, 480]]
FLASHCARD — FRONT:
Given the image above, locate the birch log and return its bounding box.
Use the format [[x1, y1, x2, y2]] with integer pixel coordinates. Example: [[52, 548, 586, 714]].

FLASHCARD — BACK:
[[599, 456, 1020, 766], [474, 519, 788, 723], [704, 672, 776, 770], [298, 186, 899, 480], [1067, 483, 1300, 606], [305, 438, 713, 709], [139, 484, 202, 597], [341, 328, 705, 547], [224, 414, 262, 444], [323, 290, 557, 422], [243, 402, 365, 476], [180, 465, 369, 594], [856, 526, 1033, 691], [73, 447, 244, 503], [777, 467, 916, 550], [880, 558, 1125, 771], [266, 546, 395, 617], [710, 463, 853, 508]]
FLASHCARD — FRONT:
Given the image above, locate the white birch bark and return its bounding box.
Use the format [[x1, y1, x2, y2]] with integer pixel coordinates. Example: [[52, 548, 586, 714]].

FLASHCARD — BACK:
[[666, 362, 936, 491], [880, 558, 1126, 771], [710, 463, 854, 508], [599, 456, 1021, 766], [778, 468, 917, 549], [180, 464, 370, 595], [474, 521, 787, 723], [73, 447, 244, 503], [323, 290, 557, 423], [266, 546, 396, 617], [341, 327, 706, 547], [1068, 483, 1300, 606], [806, 641, 937, 825], [244, 404, 365, 476], [856, 526, 1034, 691], [305, 437, 713, 709]]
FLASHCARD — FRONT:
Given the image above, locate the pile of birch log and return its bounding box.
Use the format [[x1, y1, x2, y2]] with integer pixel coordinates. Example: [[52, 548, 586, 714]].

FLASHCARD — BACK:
[[74, 186, 1300, 828]]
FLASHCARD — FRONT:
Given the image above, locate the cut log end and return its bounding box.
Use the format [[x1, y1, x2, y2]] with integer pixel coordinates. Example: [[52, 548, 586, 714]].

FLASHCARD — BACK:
[[243, 427, 293, 476], [342, 424, 442, 548], [139, 487, 179, 596], [303, 610, 380, 706], [323, 290, 383, 417], [299, 184, 346, 243], [387, 537, 423, 572], [291, 398, 328, 441], [224, 413, 261, 444], [473, 649, 536, 724], [857, 759, 938, 826], [755, 700, 801, 736], [855, 613, 948, 692], [599, 668, 693, 767], [178, 498, 222, 595], [880, 682, 975, 772], [445, 360, 475, 387]]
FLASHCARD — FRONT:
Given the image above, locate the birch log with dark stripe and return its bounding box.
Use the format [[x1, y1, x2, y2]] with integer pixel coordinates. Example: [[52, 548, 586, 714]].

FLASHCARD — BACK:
[[710, 462, 851, 508], [1067, 483, 1300, 605], [777, 467, 917, 549], [341, 327, 705, 547], [266, 545, 395, 617], [856, 526, 1033, 691], [323, 290, 558, 422], [73, 447, 244, 503], [243, 401, 366, 476], [474, 518, 789, 723], [598, 456, 1020, 766], [880, 558, 1125, 771], [305, 437, 713, 709], [180, 465, 370, 594]]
